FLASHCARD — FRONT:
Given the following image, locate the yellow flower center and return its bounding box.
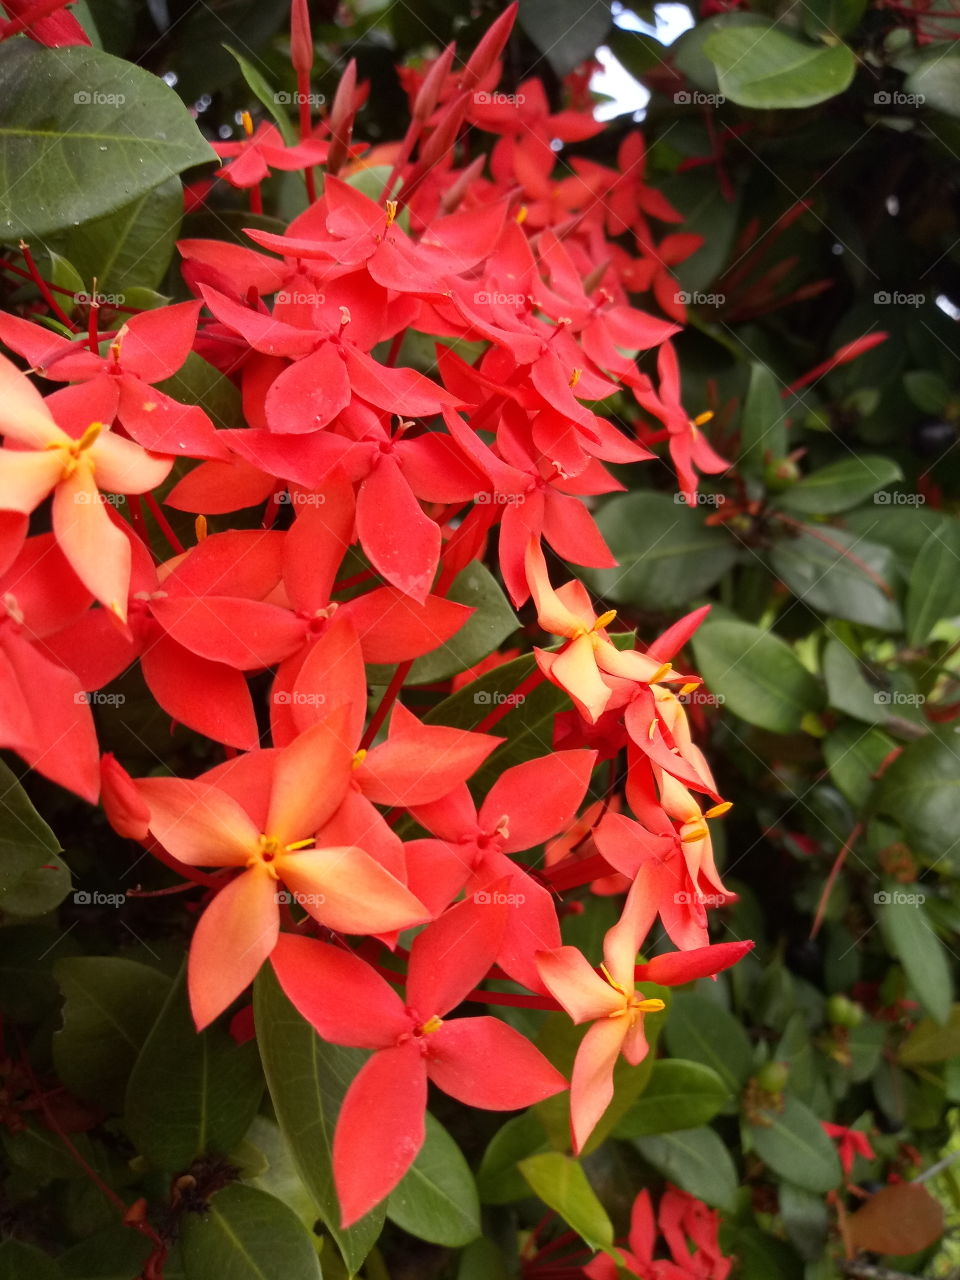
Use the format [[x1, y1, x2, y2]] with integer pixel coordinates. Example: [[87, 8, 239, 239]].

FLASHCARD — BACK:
[[46, 420, 102, 479], [248, 833, 314, 877]]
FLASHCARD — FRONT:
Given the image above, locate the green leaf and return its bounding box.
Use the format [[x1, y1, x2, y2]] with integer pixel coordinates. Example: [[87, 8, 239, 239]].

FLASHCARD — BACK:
[[387, 1113, 480, 1246], [690, 620, 824, 733], [879, 888, 953, 1024], [156, 351, 245, 431], [905, 47, 960, 118], [0, 42, 214, 240], [125, 968, 263, 1170], [253, 966, 384, 1273], [801, 0, 866, 38], [59, 1226, 152, 1279], [904, 370, 951, 415], [822, 640, 884, 723], [779, 1181, 830, 1260], [402, 562, 517, 685], [778, 456, 903, 515], [518, 0, 612, 75], [906, 523, 960, 646], [476, 1110, 551, 1204], [0, 764, 68, 918], [823, 722, 894, 808], [874, 730, 960, 862], [633, 1127, 738, 1211], [664, 994, 754, 1094], [673, 12, 776, 93], [518, 1152, 614, 1251], [583, 492, 738, 610], [739, 362, 787, 475], [0, 1240, 61, 1280], [180, 1185, 322, 1280], [53, 175, 183, 293], [769, 527, 902, 631], [900, 1005, 960, 1064], [457, 1238, 511, 1280], [748, 1095, 842, 1193], [704, 25, 856, 109], [53, 956, 171, 1108], [613, 1059, 730, 1137], [0, 923, 81, 1022], [225, 45, 296, 144]]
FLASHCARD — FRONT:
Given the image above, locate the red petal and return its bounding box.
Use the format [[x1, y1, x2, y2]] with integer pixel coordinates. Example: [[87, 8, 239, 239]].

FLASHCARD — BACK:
[[427, 1016, 567, 1108], [265, 344, 352, 433], [356, 456, 439, 602], [481, 750, 596, 854], [188, 867, 278, 1030], [141, 635, 259, 750], [408, 893, 509, 1017], [343, 586, 470, 663]]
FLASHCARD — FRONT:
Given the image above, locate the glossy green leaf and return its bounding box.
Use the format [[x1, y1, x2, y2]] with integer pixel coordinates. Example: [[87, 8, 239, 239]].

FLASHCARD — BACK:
[[387, 1113, 480, 1246], [0, 923, 81, 1022], [156, 351, 245, 432], [906, 47, 960, 118], [401, 562, 517, 685], [225, 45, 296, 144], [801, 0, 866, 39], [0, 1240, 61, 1280], [704, 25, 856, 109], [518, 0, 612, 75], [125, 969, 263, 1170], [900, 1005, 960, 1064], [0, 42, 214, 240], [253, 966, 384, 1273], [518, 1152, 614, 1251], [904, 370, 951, 415], [779, 1181, 830, 1260], [739, 362, 787, 475], [476, 1110, 552, 1204], [879, 888, 953, 1024], [822, 640, 885, 723], [633, 1126, 738, 1211], [778, 456, 903, 515], [59, 1226, 152, 1279], [905, 523, 960, 646], [53, 956, 171, 1107], [748, 1095, 842, 1193], [823, 722, 894, 808], [180, 1185, 322, 1280], [583, 492, 738, 610], [613, 1059, 730, 1137], [769, 527, 902, 630], [875, 730, 960, 862], [664, 994, 754, 1094], [690, 620, 824, 733], [0, 759, 62, 913]]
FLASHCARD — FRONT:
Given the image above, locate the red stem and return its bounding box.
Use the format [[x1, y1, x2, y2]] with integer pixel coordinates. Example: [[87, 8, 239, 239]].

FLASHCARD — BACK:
[[473, 665, 548, 735], [810, 823, 863, 939], [18, 241, 78, 331], [360, 660, 414, 750], [143, 492, 185, 555]]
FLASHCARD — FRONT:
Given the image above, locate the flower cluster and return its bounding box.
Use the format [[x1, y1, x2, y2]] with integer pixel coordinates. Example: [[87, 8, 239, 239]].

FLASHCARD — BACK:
[[0, 0, 747, 1231]]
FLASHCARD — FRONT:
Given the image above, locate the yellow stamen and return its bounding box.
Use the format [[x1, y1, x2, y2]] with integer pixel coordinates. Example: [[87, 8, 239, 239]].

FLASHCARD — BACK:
[[680, 682, 699, 697], [420, 1015, 443, 1035], [285, 837, 315, 851], [681, 820, 708, 844], [515, 205, 528, 225], [569, 368, 582, 389], [632, 997, 665, 1014], [195, 515, 208, 542], [647, 719, 657, 740], [77, 420, 103, 451], [385, 200, 398, 227], [241, 110, 254, 137], [599, 962, 628, 997], [705, 801, 732, 819], [650, 662, 673, 684], [594, 608, 617, 631], [692, 410, 714, 427], [352, 749, 368, 770]]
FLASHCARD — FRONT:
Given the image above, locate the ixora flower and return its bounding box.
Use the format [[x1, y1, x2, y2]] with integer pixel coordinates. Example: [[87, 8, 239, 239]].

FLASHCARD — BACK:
[[134, 710, 429, 1030], [0, 354, 171, 620], [537, 866, 752, 1151], [586, 1185, 733, 1279], [271, 892, 567, 1225]]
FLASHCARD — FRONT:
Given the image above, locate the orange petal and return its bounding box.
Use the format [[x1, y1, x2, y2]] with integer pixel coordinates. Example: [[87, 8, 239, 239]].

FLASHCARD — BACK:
[[571, 1017, 627, 1153], [278, 844, 429, 934], [0, 448, 62, 512], [92, 430, 173, 494], [188, 866, 279, 1029], [266, 709, 353, 845], [536, 946, 622, 1023], [552, 634, 611, 723], [51, 469, 131, 618], [524, 538, 588, 636], [602, 862, 659, 991], [0, 353, 61, 447], [136, 776, 261, 866]]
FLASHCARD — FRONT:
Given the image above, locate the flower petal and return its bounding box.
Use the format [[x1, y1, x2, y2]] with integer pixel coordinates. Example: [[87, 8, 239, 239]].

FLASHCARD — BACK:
[[426, 1016, 567, 1108], [188, 866, 279, 1030], [278, 845, 428, 935], [136, 776, 261, 866], [570, 1016, 627, 1153], [536, 946, 622, 1023]]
